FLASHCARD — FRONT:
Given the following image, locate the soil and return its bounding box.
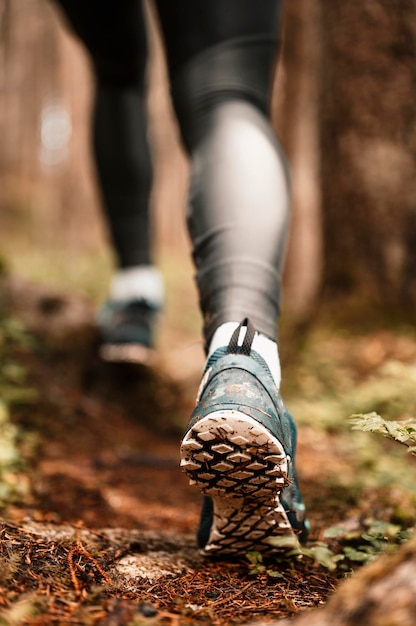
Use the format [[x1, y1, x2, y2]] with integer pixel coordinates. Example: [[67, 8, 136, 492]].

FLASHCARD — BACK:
[[0, 276, 414, 625]]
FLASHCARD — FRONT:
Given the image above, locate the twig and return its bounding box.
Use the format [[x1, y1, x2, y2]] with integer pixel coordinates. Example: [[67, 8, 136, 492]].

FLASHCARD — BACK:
[[67, 546, 81, 598], [75, 540, 113, 585]]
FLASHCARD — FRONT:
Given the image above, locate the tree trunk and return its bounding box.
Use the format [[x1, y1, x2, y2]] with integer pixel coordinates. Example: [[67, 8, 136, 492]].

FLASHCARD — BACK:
[[273, 0, 322, 320], [319, 1, 416, 319]]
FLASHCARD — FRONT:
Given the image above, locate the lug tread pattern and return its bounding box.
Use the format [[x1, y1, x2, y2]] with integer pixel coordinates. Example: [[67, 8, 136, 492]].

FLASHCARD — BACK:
[[180, 410, 298, 556]]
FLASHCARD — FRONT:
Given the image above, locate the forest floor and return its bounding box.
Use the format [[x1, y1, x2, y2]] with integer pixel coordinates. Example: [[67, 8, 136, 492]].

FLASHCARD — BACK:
[[1, 274, 416, 625]]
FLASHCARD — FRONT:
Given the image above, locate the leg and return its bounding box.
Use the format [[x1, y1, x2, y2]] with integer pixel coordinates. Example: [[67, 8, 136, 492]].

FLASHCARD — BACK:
[[156, 0, 309, 555], [53, 0, 163, 361], [157, 0, 288, 345], [54, 0, 153, 268]]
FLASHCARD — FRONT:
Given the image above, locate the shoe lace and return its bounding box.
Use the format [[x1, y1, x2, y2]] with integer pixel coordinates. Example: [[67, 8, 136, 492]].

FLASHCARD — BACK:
[[226, 318, 256, 356]]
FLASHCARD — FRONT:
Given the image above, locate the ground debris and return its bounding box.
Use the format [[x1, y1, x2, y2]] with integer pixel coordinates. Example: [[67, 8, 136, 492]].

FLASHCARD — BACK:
[[251, 535, 416, 626], [0, 519, 337, 625], [3, 278, 416, 624]]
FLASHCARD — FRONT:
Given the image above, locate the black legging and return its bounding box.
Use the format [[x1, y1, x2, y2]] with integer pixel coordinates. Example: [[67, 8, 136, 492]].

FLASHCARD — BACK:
[[53, 0, 289, 343]]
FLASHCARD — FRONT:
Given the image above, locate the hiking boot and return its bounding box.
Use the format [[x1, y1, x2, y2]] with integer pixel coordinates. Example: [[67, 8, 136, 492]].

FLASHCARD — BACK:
[[180, 318, 309, 556], [97, 298, 159, 364]]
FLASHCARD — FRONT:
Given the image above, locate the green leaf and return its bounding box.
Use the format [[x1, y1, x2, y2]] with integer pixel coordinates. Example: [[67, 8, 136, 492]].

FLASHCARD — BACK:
[[300, 545, 342, 571], [246, 551, 263, 566], [350, 413, 416, 452], [268, 535, 301, 552], [343, 546, 375, 563]]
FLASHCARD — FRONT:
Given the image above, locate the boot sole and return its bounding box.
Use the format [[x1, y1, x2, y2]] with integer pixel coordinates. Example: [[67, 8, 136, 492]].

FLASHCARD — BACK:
[[180, 410, 298, 556]]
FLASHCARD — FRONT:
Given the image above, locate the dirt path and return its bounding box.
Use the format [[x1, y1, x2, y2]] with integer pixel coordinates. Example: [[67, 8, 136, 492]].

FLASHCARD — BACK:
[[1, 276, 414, 625]]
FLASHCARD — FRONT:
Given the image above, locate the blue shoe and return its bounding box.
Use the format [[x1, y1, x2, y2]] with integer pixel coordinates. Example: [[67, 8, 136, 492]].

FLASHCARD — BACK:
[[97, 298, 159, 364], [180, 318, 309, 556]]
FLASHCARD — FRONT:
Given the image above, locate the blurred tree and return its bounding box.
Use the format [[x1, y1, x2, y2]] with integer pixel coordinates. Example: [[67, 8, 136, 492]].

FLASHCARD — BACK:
[[319, 1, 416, 322], [274, 0, 322, 320]]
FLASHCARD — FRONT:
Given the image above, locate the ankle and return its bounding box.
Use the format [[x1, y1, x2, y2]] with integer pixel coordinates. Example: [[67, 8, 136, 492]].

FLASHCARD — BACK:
[[207, 321, 281, 390], [109, 265, 164, 307]]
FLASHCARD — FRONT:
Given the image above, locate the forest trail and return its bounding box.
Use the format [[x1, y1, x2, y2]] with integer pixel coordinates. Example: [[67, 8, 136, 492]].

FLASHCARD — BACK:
[[1, 276, 415, 625]]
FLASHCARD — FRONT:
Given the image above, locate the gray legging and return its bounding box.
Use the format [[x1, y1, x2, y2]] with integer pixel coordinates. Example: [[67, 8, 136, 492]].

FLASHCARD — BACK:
[[53, 0, 289, 343]]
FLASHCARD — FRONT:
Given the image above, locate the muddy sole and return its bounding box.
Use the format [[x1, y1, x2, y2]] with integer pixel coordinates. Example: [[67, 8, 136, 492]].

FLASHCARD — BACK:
[[180, 410, 298, 556]]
